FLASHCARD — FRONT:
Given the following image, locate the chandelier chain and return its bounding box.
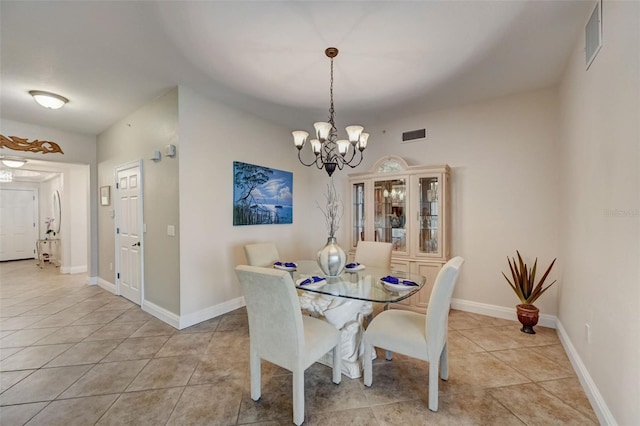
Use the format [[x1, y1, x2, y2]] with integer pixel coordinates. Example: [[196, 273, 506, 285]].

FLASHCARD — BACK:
[[328, 57, 336, 131]]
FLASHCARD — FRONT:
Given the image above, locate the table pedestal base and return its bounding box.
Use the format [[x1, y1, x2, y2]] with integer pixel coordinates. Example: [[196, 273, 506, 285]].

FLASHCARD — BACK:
[[317, 341, 376, 379], [300, 293, 376, 379]]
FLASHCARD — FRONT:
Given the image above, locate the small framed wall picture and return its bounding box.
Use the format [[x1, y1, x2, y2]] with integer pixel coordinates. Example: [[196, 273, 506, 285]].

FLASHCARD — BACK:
[[100, 186, 111, 206]]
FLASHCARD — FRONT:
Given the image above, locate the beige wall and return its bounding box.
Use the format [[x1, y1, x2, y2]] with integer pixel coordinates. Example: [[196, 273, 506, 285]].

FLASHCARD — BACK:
[[557, 1, 639, 424], [358, 88, 561, 315], [177, 86, 322, 320], [97, 88, 180, 314]]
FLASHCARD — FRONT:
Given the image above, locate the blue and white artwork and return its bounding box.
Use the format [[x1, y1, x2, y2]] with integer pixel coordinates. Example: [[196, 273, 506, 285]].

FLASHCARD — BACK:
[[233, 161, 293, 226]]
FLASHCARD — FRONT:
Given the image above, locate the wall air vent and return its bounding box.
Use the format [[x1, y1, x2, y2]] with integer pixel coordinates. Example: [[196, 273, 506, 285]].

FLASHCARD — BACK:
[[585, 0, 602, 70], [401, 128, 427, 144]]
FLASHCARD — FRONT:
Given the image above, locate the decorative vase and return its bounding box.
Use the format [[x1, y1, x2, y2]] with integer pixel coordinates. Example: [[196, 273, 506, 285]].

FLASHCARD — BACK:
[[516, 304, 539, 334], [317, 237, 346, 277]]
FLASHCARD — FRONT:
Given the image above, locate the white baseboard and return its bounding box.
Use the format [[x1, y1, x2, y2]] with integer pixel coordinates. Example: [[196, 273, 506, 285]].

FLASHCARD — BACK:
[[88, 276, 98, 285], [142, 300, 180, 329], [556, 321, 616, 426], [61, 265, 88, 274], [178, 296, 246, 330], [67, 265, 88, 274], [96, 278, 116, 294], [451, 298, 557, 329]]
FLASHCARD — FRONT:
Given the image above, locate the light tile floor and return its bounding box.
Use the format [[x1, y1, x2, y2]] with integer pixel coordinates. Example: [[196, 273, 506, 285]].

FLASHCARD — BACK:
[[0, 260, 598, 425]]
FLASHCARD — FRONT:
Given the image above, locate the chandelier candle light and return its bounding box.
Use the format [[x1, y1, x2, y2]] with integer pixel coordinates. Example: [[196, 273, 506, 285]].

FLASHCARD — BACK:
[[292, 47, 369, 177]]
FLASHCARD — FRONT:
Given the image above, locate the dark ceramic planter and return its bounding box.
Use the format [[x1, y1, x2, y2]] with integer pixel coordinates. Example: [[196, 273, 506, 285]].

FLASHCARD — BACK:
[[516, 304, 539, 334]]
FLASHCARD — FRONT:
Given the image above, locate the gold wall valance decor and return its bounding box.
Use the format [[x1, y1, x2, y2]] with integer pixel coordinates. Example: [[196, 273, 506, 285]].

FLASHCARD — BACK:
[[0, 134, 64, 154]]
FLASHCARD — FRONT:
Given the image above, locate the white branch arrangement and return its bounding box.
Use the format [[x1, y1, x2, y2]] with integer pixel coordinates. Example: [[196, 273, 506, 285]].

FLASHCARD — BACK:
[[317, 178, 343, 238]]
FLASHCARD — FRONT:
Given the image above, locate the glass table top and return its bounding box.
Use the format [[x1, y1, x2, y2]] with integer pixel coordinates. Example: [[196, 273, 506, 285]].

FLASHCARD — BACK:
[[291, 260, 426, 303]]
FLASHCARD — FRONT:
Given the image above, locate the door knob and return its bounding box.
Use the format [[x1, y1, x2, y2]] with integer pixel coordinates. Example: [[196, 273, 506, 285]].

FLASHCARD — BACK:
[[131, 242, 141, 247]]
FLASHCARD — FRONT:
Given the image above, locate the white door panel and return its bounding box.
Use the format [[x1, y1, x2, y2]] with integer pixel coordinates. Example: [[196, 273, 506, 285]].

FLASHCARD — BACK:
[[115, 162, 143, 305], [0, 189, 37, 261]]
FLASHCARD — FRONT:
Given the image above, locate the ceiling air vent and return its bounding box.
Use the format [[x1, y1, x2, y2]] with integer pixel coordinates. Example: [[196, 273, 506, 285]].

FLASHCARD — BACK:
[[401, 128, 427, 144]]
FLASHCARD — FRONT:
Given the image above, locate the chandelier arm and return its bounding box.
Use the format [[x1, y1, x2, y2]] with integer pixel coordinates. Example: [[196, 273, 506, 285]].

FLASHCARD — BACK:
[[343, 151, 365, 169], [297, 150, 322, 168], [341, 145, 358, 164], [321, 141, 337, 161]]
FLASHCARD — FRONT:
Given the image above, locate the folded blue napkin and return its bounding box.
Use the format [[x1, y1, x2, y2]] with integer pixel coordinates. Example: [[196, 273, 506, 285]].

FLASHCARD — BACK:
[[274, 261, 297, 268], [345, 262, 360, 268], [298, 276, 325, 286], [381, 275, 418, 286]]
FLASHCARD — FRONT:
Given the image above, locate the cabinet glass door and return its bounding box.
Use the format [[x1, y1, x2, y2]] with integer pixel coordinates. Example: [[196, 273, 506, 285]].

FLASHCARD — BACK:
[[374, 178, 407, 252], [352, 182, 365, 248], [418, 176, 440, 255]]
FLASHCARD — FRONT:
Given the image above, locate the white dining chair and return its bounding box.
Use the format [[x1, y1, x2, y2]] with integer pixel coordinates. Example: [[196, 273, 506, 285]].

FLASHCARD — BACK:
[[363, 256, 464, 411], [354, 241, 393, 268], [235, 265, 342, 426], [354, 241, 393, 321], [244, 242, 280, 267]]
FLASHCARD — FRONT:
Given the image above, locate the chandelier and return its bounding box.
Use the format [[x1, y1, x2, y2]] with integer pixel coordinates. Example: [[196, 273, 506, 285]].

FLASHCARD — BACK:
[[292, 47, 369, 177]]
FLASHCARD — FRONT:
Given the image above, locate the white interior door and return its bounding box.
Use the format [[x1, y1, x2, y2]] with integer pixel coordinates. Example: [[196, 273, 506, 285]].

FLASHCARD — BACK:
[[0, 189, 38, 261], [115, 161, 143, 305]]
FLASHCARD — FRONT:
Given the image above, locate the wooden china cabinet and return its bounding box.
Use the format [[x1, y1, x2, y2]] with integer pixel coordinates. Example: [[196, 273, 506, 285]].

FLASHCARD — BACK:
[[348, 156, 450, 313]]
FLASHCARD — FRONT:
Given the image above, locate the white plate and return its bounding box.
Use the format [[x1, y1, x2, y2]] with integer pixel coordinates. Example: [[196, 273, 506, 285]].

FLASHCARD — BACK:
[[274, 262, 297, 271], [344, 263, 365, 272], [296, 276, 327, 289], [382, 282, 417, 292]]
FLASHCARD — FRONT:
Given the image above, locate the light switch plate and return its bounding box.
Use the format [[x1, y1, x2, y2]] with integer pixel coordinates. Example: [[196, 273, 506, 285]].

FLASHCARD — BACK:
[[167, 225, 175, 236]]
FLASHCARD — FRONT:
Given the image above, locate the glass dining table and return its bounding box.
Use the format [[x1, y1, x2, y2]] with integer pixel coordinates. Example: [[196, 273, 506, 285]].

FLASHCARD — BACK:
[[287, 260, 427, 378], [291, 260, 426, 304]]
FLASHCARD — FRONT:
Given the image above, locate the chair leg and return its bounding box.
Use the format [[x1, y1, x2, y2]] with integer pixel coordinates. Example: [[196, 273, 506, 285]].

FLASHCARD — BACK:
[[250, 346, 261, 401], [428, 360, 439, 411], [385, 349, 393, 361], [363, 341, 372, 387], [292, 368, 304, 426], [332, 339, 342, 384], [440, 342, 449, 380]]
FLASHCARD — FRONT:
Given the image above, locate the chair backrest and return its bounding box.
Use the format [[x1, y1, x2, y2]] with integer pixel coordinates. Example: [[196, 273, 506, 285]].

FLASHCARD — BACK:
[[244, 243, 280, 267], [354, 241, 393, 268], [425, 257, 464, 353], [235, 265, 304, 367]]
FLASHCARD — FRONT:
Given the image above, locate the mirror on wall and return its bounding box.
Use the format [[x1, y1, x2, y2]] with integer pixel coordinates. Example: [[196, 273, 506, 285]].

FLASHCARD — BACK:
[[53, 190, 61, 234]]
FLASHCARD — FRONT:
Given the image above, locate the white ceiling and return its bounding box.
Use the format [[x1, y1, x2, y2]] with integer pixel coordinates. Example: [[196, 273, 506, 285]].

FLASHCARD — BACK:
[[1, 1, 594, 137]]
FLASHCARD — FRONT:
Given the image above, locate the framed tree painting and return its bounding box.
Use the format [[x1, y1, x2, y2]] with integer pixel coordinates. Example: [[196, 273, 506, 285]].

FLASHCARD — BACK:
[[233, 161, 293, 226]]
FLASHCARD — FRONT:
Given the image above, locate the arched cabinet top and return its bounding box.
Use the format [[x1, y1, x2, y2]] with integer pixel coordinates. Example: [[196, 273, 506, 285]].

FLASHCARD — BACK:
[[349, 156, 449, 178], [370, 155, 409, 173]]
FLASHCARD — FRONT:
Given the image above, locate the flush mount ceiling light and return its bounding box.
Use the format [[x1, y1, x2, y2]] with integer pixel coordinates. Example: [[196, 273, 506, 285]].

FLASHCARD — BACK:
[[29, 90, 69, 110], [292, 47, 369, 177], [0, 157, 26, 168]]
